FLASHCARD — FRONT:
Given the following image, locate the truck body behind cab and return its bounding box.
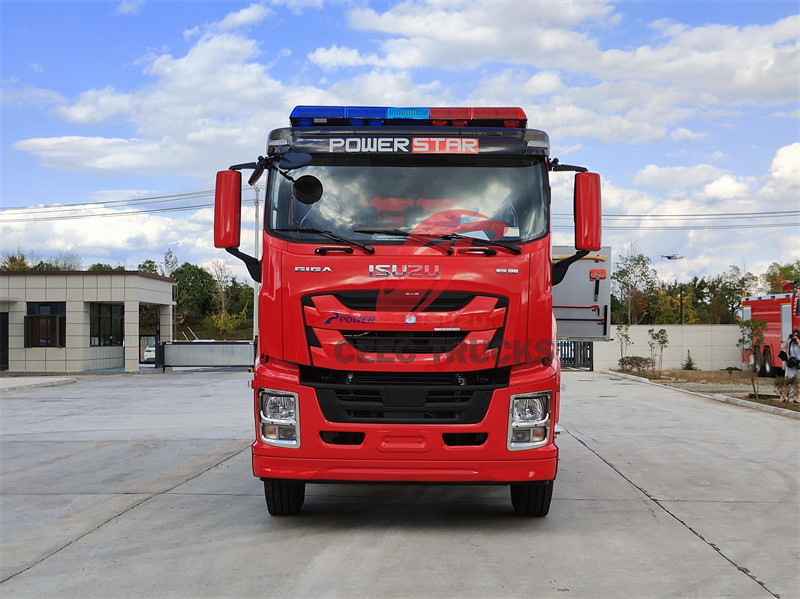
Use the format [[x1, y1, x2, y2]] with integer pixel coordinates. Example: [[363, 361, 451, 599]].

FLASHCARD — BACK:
[[742, 290, 800, 376]]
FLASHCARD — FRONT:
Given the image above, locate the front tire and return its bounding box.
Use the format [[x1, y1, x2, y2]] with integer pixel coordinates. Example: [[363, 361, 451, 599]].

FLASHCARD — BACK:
[[510, 481, 553, 517], [263, 479, 305, 515]]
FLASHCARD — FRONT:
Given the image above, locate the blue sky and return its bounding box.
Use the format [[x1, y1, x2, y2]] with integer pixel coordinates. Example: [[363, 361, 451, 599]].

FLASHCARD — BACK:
[[1, 0, 798, 286]]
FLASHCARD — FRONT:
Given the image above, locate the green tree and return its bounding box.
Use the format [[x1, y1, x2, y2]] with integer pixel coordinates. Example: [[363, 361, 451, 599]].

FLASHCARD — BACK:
[[611, 242, 658, 324], [161, 248, 179, 279], [205, 303, 249, 340], [1, 246, 39, 270], [647, 282, 698, 324], [138, 259, 159, 274], [647, 328, 669, 376], [710, 266, 757, 324], [762, 260, 800, 293], [616, 324, 632, 362], [172, 262, 215, 331], [87, 263, 123, 271], [32, 251, 83, 271], [228, 279, 255, 320]]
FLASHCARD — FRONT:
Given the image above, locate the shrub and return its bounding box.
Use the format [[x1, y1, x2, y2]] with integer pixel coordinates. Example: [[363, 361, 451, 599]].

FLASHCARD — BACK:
[[618, 355, 654, 374], [774, 376, 798, 401], [682, 350, 697, 370]]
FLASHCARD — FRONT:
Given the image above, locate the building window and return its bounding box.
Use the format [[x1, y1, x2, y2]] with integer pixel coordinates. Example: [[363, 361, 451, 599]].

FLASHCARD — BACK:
[[90, 304, 124, 347], [24, 302, 66, 348]]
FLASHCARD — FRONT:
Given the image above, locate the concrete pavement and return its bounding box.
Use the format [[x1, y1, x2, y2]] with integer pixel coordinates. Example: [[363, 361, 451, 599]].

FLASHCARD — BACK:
[[0, 369, 797, 598]]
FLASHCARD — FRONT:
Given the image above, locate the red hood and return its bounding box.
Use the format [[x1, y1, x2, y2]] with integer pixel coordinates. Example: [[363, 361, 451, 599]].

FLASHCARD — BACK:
[[259, 236, 553, 372]]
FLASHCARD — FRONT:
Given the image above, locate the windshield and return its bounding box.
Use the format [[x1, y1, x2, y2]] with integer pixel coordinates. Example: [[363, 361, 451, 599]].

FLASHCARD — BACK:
[[267, 155, 548, 244]]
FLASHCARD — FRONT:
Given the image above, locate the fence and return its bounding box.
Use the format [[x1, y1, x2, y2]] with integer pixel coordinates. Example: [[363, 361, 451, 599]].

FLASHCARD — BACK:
[[592, 325, 742, 371], [558, 341, 593, 370]]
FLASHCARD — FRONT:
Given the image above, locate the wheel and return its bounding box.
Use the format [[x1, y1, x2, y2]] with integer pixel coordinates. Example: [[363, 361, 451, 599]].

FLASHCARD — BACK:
[[263, 479, 305, 515], [763, 348, 774, 377], [510, 481, 553, 517], [754, 346, 765, 377]]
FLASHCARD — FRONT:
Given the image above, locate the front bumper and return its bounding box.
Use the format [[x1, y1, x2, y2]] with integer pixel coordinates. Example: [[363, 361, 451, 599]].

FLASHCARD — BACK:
[[251, 361, 559, 484]]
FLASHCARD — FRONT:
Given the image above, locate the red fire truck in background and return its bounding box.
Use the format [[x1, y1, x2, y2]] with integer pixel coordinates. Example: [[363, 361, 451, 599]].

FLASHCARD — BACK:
[[214, 105, 604, 516], [742, 284, 800, 376]]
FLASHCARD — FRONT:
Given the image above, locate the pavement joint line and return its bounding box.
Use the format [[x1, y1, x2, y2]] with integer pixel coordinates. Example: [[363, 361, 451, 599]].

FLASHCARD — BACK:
[[600, 370, 800, 420], [559, 423, 780, 598], [0, 444, 251, 585]]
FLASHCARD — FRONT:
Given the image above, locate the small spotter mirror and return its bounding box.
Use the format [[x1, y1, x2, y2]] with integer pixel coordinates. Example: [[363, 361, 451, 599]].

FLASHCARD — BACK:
[[292, 175, 323, 205]]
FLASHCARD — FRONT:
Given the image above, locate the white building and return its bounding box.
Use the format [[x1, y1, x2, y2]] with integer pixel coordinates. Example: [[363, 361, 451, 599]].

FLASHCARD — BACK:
[[0, 271, 173, 373]]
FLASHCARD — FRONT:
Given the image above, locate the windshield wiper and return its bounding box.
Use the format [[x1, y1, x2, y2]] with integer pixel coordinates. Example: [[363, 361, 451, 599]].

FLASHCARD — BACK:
[[353, 228, 453, 255], [435, 233, 522, 254], [274, 227, 374, 254]]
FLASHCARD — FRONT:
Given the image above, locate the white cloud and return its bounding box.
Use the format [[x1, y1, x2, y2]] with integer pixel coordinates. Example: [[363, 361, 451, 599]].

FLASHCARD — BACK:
[[54, 86, 134, 124], [269, 0, 324, 16], [14, 31, 299, 177], [633, 164, 728, 190], [308, 46, 381, 70], [670, 127, 709, 142], [117, 1, 144, 16], [214, 3, 272, 31], [599, 15, 800, 104], [1, 82, 65, 108], [760, 142, 800, 202], [702, 174, 752, 200]]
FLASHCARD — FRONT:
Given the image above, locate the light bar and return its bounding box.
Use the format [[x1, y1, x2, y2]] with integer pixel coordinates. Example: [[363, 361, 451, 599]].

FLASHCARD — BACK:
[[289, 106, 527, 128]]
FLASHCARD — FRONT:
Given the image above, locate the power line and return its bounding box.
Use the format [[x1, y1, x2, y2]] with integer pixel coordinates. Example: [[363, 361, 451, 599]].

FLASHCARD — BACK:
[[0, 203, 214, 223], [1, 194, 798, 230], [0, 190, 217, 212], [554, 222, 798, 231]]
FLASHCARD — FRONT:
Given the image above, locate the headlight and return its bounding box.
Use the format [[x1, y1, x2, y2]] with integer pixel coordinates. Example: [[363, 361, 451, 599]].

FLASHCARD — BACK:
[[512, 396, 546, 423], [264, 395, 296, 420], [508, 391, 550, 451], [258, 389, 300, 448]]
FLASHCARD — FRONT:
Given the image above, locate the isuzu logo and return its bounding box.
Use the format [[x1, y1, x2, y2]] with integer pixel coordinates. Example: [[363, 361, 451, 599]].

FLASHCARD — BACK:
[[369, 264, 440, 277]]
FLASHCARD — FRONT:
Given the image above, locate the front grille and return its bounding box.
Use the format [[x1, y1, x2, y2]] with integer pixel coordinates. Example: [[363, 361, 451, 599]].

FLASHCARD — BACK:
[[341, 330, 468, 354], [314, 385, 494, 423], [301, 366, 508, 424], [334, 290, 479, 312], [299, 366, 510, 387]]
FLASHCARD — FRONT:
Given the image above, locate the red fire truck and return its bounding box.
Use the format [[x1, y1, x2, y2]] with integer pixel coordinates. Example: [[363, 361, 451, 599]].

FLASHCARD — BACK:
[[214, 106, 603, 516], [742, 286, 800, 376]]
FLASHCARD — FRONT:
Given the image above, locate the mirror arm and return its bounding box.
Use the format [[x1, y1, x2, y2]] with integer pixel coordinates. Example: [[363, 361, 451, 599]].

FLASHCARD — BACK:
[[552, 250, 590, 286], [225, 248, 262, 283], [551, 158, 588, 173]]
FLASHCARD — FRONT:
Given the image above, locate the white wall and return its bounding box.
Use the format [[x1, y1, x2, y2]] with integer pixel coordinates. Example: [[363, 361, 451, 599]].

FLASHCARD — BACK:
[[593, 325, 743, 371], [0, 272, 173, 373]]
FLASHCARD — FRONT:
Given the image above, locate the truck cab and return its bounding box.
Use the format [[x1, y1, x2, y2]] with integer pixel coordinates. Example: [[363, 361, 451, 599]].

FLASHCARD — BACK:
[[214, 106, 602, 516]]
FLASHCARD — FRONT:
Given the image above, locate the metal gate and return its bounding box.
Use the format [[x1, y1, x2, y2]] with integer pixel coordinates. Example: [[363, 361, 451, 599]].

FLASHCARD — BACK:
[[155, 341, 256, 369], [558, 340, 593, 370]]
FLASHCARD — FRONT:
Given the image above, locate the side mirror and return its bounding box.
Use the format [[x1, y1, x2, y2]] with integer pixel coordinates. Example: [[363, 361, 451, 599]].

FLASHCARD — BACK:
[[574, 172, 601, 251], [214, 170, 242, 248]]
